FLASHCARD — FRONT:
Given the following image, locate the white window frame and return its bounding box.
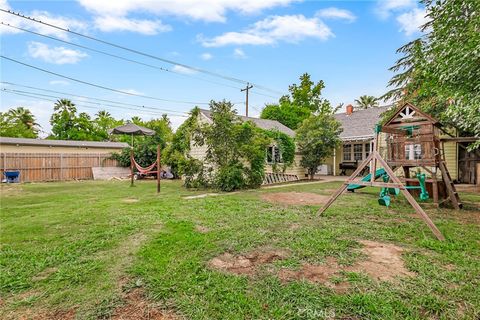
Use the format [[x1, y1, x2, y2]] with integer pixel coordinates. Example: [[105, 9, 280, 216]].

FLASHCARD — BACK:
[[343, 144, 352, 161]]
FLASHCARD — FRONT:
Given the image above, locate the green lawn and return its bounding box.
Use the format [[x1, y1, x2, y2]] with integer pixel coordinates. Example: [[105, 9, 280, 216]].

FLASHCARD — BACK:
[[1, 180, 479, 319]]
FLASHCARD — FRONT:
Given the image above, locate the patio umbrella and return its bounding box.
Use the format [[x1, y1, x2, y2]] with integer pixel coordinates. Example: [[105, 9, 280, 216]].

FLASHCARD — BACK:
[[109, 122, 156, 187], [108, 122, 155, 145]]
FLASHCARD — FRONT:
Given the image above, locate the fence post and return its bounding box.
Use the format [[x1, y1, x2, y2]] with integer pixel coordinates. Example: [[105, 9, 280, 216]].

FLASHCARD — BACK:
[[60, 153, 64, 181]]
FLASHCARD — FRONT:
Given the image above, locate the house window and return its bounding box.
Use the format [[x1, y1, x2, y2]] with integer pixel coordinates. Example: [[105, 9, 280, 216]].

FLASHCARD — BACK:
[[365, 142, 371, 158], [405, 144, 422, 160], [354, 144, 363, 161], [267, 146, 282, 164], [343, 144, 352, 161]]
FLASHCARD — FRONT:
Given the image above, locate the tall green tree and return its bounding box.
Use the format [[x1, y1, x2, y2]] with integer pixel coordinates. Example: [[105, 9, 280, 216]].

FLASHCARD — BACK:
[[0, 107, 39, 138], [384, 0, 479, 149], [49, 99, 97, 140], [261, 73, 330, 130], [354, 95, 379, 109], [296, 104, 342, 180], [94, 110, 123, 141], [190, 100, 270, 191]]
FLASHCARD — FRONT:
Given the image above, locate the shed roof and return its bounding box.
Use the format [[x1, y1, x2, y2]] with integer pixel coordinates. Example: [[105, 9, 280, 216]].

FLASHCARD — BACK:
[[334, 106, 392, 141], [199, 109, 295, 137], [0, 137, 129, 149]]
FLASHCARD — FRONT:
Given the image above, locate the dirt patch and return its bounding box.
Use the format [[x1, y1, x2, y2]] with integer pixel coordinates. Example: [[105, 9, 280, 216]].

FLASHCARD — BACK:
[[195, 225, 210, 233], [8, 308, 75, 320], [347, 240, 415, 281], [261, 192, 329, 205], [278, 240, 414, 291], [208, 248, 289, 275], [32, 267, 58, 282], [122, 198, 139, 203], [278, 257, 349, 293], [111, 288, 176, 320], [288, 223, 301, 231]]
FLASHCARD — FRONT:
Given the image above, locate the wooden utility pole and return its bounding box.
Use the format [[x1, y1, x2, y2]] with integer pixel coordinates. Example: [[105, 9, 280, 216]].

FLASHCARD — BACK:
[[241, 83, 253, 117]]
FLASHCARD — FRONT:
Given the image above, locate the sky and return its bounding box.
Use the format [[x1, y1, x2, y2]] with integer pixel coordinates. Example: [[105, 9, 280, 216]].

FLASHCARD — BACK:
[[0, 0, 428, 136]]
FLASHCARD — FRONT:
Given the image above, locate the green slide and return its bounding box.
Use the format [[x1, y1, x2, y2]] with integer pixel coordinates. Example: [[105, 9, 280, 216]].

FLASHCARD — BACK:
[[347, 168, 386, 192]]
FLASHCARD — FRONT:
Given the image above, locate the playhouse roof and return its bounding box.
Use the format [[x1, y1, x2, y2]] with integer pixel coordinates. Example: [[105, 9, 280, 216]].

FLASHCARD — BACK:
[[334, 105, 392, 141], [383, 102, 439, 127], [198, 109, 295, 137]]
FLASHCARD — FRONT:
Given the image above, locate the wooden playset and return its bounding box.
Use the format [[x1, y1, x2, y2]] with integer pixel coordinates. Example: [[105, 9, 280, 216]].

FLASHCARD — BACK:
[[319, 103, 463, 241]]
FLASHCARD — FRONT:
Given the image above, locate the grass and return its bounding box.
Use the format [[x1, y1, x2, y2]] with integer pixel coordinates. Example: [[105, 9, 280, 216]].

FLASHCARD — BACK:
[[0, 179, 479, 319]]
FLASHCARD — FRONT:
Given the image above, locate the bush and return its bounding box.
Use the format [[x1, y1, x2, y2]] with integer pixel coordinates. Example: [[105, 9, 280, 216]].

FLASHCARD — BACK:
[[215, 162, 245, 192]]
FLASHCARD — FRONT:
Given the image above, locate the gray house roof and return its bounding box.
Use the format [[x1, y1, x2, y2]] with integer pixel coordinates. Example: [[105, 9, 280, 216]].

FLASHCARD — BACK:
[[0, 137, 128, 149], [199, 109, 295, 137], [334, 106, 392, 141]]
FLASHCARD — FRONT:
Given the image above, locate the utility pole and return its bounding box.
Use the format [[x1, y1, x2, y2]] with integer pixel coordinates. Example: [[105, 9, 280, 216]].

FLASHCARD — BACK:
[[241, 83, 253, 117]]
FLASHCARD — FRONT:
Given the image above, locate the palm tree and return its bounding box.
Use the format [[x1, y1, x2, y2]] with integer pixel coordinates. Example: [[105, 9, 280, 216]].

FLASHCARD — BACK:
[[53, 99, 76, 113], [8, 107, 40, 131], [131, 116, 143, 125], [354, 95, 379, 109], [96, 110, 112, 119]]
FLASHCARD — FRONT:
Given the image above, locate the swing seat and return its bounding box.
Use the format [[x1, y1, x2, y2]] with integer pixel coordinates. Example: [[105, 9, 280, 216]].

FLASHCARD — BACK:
[[419, 192, 429, 201], [388, 188, 400, 196], [378, 195, 391, 207]]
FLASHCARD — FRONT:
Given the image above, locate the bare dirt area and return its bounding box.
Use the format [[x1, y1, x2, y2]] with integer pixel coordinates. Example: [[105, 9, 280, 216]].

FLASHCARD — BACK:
[[9, 308, 76, 320], [261, 192, 329, 206], [278, 240, 414, 292], [111, 287, 177, 320], [195, 225, 210, 233], [278, 257, 350, 293], [122, 198, 139, 203], [348, 240, 415, 281], [208, 248, 290, 275]]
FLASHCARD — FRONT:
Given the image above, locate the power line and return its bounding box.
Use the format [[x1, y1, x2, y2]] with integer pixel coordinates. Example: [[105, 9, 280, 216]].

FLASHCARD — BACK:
[[1, 55, 211, 105], [1, 8, 283, 96], [2, 89, 188, 118], [1, 88, 187, 117], [1, 81, 188, 115], [0, 22, 257, 94]]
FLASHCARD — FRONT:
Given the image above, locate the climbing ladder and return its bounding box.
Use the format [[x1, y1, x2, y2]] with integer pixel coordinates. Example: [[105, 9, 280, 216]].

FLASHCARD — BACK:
[[439, 160, 462, 209]]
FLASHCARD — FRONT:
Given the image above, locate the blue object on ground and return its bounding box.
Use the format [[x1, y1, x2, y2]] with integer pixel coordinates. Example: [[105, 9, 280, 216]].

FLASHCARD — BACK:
[[4, 171, 20, 183], [347, 168, 387, 191]]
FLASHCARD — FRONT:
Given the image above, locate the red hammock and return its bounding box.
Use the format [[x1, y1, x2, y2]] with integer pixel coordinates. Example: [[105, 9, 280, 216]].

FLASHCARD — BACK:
[[132, 156, 157, 174]]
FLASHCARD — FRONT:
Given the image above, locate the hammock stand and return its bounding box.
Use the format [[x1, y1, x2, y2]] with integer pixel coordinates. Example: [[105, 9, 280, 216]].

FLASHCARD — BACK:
[[129, 145, 161, 193]]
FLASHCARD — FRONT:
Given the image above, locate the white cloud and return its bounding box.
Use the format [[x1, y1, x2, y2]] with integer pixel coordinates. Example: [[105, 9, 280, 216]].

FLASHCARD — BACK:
[[233, 48, 247, 59], [93, 16, 171, 35], [77, 0, 299, 23], [49, 80, 70, 86], [316, 7, 356, 22], [200, 53, 213, 60], [200, 14, 333, 47], [0, 1, 87, 39], [172, 65, 198, 75], [28, 42, 88, 64], [396, 7, 429, 36], [375, 0, 416, 19]]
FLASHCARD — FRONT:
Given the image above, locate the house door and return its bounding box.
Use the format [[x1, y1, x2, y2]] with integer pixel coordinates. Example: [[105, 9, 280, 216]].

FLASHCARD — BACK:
[[458, 143, 480, 184]]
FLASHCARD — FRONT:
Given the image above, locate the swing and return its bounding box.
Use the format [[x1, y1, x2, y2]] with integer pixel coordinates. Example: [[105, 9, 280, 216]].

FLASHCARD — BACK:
[[129, 145, 162, 193]]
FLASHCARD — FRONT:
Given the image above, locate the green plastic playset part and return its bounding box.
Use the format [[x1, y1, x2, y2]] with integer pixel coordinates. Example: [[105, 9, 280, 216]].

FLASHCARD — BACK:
[[376, 172, 429, 207]]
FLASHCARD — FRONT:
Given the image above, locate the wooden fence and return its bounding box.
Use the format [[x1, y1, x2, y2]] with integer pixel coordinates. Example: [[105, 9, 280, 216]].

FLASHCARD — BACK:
[[0, 153, 121, 182]]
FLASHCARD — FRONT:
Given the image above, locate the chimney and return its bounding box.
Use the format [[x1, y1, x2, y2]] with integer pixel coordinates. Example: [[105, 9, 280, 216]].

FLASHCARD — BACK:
[[346, 104, 354, 115]]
